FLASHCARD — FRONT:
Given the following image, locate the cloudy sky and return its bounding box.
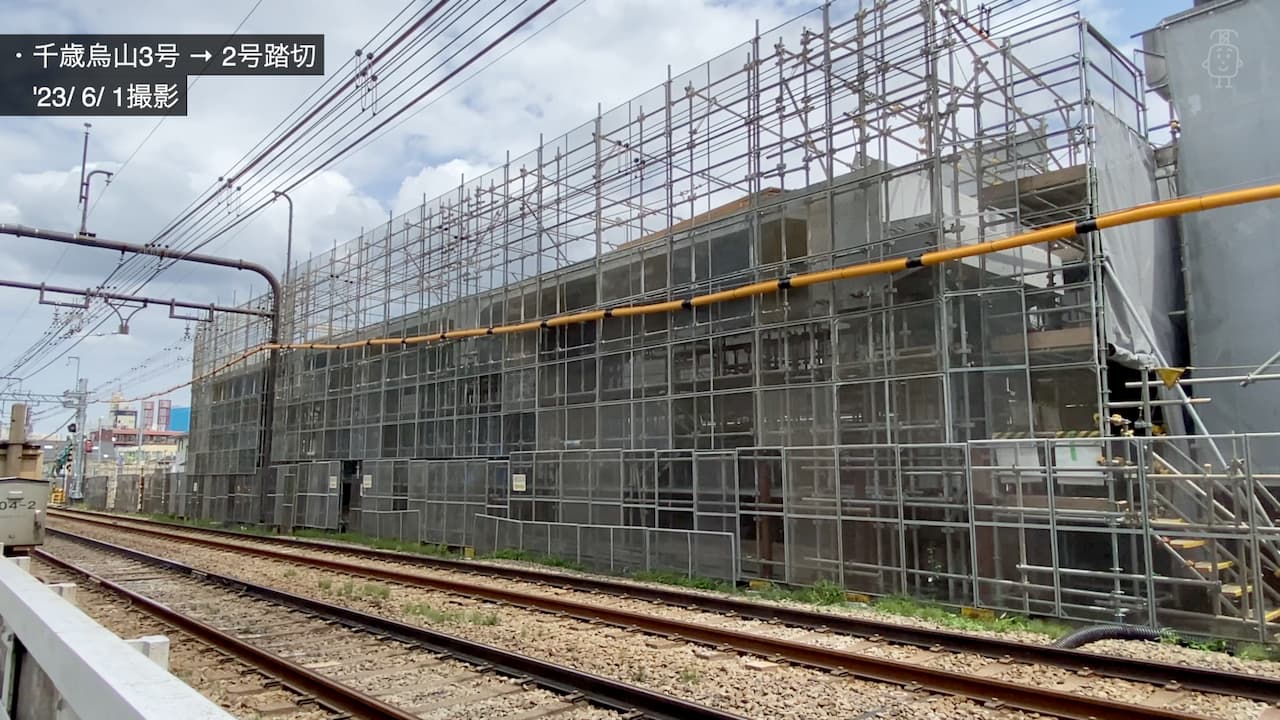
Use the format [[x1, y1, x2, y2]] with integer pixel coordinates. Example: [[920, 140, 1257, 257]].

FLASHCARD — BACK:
[[0, 0, 1183, 433]]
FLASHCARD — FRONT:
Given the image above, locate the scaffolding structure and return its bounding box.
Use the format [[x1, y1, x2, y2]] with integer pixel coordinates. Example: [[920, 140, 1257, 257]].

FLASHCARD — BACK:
[[182, 1, 1280, 639]]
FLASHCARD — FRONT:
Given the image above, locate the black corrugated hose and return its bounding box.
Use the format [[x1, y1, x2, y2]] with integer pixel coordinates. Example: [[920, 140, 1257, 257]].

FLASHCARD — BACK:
[[1052, 625, 1165, 649]]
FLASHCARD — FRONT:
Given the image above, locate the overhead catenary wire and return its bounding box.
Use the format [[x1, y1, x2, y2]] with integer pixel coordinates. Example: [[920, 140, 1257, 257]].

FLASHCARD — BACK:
[[120, 181, 1280, 401], [9, 0, 1054, 382], [101, 0, 436, 266], [0, 0, 273, 368], [0, 0, 938, 379], [147, 0, 513, 266], [2, 0, 441, 377], [185, 0, 590, 272], [85, 0, 270, 219], [182, 0, 1015, 272], [5, 0, 546, 380], [102, 0, 561, 320], [65, 1, 538, 295]]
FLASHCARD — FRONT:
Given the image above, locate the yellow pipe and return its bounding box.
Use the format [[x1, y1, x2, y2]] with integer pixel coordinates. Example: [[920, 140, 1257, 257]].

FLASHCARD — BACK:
[[547, 309, 607, 327], [612, 299, 685, 317], [492, 320, 543, 335], [129, 182, 1280, 401], [691, 279, 786, 306]]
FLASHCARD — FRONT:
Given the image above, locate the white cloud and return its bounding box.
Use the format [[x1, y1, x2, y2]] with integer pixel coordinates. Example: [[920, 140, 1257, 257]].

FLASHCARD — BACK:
[[0, 0, 807, 431], [393, 159, 491, 217], [0, 0, 1133, 432]]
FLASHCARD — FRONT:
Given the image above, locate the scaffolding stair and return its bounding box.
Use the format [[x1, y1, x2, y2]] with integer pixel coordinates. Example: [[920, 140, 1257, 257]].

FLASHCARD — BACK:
[[1144, 442, 1280, 628]]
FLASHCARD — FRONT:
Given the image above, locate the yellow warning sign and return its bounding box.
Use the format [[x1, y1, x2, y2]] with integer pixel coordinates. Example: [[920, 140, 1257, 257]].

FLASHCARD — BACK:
[[1156, 367, 1186, 388], [961, 606, 996, 620]]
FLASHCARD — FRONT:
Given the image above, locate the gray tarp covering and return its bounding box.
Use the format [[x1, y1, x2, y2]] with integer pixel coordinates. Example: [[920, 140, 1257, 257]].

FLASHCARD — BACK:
[[1094, 105, 1182, 367], [1152, 0, 1280, 468]]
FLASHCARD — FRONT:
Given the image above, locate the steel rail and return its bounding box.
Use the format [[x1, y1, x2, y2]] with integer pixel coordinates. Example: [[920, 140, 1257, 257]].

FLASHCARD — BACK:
[[51, 508, 1278, 704], [48, 513, 1218, 720], [33, 546, 422, 720], [54, 509, 1275, 699], [41, 528, 744, 720]]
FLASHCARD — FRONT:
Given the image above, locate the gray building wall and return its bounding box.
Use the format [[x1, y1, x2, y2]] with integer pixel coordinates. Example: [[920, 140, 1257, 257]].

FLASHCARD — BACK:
[[1147, 0, 1280, 467]]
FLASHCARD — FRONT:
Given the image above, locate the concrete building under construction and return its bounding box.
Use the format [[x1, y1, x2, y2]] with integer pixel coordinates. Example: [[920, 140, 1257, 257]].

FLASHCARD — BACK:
[[159, 0, 1280, 640]]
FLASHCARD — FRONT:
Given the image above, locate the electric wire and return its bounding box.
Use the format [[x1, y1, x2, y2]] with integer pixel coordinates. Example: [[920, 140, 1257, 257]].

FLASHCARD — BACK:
[[4, 0, 434, 377], [85, 0, 269, 218], [11, 0, 1063, 382], [80, 0, 526, 292], [0, 0, 271, 368], [3, 0, 492, 378]]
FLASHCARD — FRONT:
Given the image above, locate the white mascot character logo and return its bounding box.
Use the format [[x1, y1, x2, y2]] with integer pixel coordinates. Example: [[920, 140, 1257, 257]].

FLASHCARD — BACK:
[[1204, 29, 1242, 88]]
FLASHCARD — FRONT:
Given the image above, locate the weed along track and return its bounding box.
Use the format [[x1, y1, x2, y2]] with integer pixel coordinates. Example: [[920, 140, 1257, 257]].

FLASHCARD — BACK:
[[49, 511, 1275, 720], [36, 532, 740, 720], [53, 510, 1280, 692]]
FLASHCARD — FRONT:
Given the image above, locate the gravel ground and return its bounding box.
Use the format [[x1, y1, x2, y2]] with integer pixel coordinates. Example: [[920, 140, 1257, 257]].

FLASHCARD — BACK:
[[287, 533, 1060, 646], [54, 517, 1278, 719], [37, 538, 616, 720], [51, 520, 1048, 720], [1080, 638, 1280, 678], [32, 558, 331, 720]]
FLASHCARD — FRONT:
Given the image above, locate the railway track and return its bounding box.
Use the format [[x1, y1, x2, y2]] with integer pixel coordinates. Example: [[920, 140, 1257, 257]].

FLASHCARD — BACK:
[[34, 533, 739, 720], [33, 559, 337, 720], [50, 510, 1270, 720], [50, 508, 1274, 701]]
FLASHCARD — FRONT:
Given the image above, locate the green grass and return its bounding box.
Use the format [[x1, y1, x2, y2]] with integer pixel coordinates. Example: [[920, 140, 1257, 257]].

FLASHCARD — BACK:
[[117, 509, 1074, 639], [468, 610, 500, 625], [488, 548, 587, 572], [403, 603, 499, 625], [788, 580, 847, 606], [1236, 643, 1279, 662], [631, 570, 736, 594], [317, 578, 332, 591], [282, 569, 296, 578], [752, 579, 854, 607], [870, 595, 1071, 638], [291, 528, 451, 557], [1162, 631, 1280, 661], [361, 582, 391, 600], [134, 512, 276, 537], [678, 668, 701, 684]]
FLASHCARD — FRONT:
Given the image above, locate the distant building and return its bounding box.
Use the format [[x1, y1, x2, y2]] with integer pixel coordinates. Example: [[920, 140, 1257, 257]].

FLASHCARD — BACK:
[[85, 426, 186, 477], [168, 406, 191, 433]]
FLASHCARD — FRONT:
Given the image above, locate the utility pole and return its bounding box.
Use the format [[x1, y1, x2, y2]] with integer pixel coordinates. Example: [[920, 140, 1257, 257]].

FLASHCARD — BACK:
[[71, 377, 87, 500], [62, 356, 88, 501], [76, 124, 113, 236], [272, 191, 294, 282], [137, 398, 144, 477], [0, 223, 282, 525], [78, 124, 90, 204]]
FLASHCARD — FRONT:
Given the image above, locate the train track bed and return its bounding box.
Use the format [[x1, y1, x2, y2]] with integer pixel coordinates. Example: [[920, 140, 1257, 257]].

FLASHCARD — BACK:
[[32, 555, 334, 720], [53, 509, 1280, 681], [50, 513, 1271, 720], [34, 535, 679, 720], [47, 522, 1020, 720]]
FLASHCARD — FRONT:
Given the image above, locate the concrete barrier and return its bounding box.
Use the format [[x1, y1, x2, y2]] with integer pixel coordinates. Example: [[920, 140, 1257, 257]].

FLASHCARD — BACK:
[[0, 555, 231, 720]]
